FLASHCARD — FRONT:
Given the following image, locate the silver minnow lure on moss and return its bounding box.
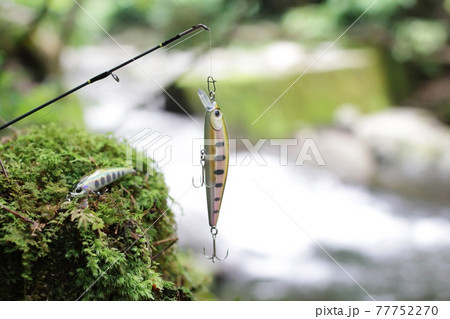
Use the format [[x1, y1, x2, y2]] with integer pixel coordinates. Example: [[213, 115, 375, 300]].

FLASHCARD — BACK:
[[70, 167, 135, 197]]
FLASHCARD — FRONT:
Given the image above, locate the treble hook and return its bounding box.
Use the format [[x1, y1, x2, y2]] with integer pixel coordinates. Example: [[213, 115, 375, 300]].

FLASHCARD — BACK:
[[192, 149, 206, 188], [192, 170, 204, 188], [192, 149, 214, 188], [203, 227, 229, 263]]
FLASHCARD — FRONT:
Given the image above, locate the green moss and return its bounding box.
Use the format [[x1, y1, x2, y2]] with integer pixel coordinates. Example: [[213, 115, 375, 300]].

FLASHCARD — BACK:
[[0, 124, 200, 300]]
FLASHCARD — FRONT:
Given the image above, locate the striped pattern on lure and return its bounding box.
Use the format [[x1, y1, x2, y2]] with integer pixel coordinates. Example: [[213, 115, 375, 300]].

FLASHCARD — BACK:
[[70, 167, 135, 197], [198, 89, 229, 228]]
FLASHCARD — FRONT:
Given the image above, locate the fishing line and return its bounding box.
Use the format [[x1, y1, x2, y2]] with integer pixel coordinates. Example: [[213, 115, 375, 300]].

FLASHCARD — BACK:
[[209, 29, 214, 78]]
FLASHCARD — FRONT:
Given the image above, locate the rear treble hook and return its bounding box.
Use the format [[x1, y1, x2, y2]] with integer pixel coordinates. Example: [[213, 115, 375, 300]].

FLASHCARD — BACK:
[[203, 226, 229, 263]]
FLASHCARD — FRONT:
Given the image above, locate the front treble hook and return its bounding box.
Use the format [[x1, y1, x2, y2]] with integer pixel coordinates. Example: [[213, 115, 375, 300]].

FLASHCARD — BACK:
[[203, 227, 229, 263], [192, 149, 213, 188], [192, 149, 206, 188]]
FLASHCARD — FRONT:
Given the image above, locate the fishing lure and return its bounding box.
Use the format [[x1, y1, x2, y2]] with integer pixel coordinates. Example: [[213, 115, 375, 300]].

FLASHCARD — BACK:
[[70, 167, 135, 197], [194, 77, 229, 262]]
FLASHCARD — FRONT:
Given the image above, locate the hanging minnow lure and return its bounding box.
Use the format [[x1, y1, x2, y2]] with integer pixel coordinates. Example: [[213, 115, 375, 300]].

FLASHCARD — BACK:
[[70, 167, 135, 197], [193, 76, 229, 262]]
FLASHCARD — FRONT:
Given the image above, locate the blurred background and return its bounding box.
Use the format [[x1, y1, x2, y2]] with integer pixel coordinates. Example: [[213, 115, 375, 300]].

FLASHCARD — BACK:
[[2, 0, 450, 300]]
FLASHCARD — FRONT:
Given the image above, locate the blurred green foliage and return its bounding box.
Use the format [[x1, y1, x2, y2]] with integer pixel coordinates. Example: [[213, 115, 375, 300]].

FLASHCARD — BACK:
[[282, 5, 339, 43], [280, 0, 447, 63], [2, 0, 450, 129], [2, 0, 449, 63], [0, 71, 83, 132], [1, 0, 450, 301], [0, 67, 83, 133], [393, 19, 448, 62]]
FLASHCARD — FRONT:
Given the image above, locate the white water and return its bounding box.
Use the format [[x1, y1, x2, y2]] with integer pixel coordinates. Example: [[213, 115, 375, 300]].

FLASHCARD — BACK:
[[61, 43, 450, 300], [92, 108, 450, 300]]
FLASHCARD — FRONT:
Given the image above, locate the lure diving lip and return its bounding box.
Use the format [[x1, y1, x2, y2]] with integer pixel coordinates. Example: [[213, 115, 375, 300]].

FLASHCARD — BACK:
[[70, 167, 135, 197]]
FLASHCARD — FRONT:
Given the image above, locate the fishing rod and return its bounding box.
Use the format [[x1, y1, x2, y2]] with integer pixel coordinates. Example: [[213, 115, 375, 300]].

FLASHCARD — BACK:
[[0, 24, 209, 132]]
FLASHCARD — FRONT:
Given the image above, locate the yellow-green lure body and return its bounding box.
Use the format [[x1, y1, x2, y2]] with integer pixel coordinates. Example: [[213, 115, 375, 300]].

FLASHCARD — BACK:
[[198, 89, 229, 228], [70, 167, 135, 197], [198, 87, 230, 262]]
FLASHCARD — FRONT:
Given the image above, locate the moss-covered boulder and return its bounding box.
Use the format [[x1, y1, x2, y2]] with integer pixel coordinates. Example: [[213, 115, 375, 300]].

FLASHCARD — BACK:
[[0, 124, 197, 300], [178, 43, 390, 138]]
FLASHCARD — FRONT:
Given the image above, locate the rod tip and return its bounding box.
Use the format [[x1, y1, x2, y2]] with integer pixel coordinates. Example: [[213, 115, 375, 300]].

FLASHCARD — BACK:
[[196, 24, 210, 31]]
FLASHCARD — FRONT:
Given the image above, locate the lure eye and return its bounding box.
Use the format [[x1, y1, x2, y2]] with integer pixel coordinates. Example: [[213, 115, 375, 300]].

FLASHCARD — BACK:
[[75, 187, 83, 193], [210, 109, 223, 130]]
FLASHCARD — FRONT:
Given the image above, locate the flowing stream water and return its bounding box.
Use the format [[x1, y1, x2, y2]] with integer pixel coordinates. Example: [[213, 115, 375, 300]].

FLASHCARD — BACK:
[[61, 43, 450, 300]]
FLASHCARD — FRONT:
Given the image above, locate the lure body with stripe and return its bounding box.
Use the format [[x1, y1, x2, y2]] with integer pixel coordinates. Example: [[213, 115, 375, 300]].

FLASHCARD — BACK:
[[70, 167, 135, 197], [198, 89, 229, 227]]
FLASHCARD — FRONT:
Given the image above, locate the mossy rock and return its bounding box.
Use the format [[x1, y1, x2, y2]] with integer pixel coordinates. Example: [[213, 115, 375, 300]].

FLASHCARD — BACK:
[[0, 124, 199, 300], [179, 47, 390, 138]]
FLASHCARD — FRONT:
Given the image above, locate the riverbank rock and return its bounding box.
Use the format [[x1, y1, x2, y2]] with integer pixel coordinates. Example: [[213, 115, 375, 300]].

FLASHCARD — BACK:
[[296, 128, 376, 185], [353, 107, 450, 201], [299, 106, 450, 201]]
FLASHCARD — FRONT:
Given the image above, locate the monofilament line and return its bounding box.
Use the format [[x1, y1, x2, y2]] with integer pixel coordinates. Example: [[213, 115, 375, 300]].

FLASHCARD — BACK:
[[251, 0, 379, 126], [209, 29, 214, 78], [252, 178, 376, 301]]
